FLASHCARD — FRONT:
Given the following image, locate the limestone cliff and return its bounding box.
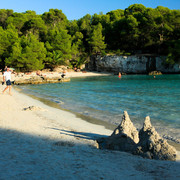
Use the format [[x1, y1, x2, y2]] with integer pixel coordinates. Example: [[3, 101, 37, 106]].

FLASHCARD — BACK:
[[87, 55, 180, 74]]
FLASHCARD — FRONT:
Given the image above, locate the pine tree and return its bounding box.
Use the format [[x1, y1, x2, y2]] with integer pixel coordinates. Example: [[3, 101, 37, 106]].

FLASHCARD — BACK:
[[89, 23, 106, 54], [8, 34, 46, 71]]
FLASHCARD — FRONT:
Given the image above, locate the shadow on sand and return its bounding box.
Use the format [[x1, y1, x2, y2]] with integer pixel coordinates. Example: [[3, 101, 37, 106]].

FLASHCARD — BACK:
[[0, 128, 180, 180], [49, 127, 108, 141], [0, 128, 100, 179]]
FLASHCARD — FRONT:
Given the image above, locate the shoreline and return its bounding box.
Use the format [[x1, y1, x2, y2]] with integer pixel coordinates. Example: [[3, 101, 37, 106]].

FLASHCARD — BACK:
[[16, 86, 180, 150], [0, 73, 180, 179], [14, 86, 117, 131], [12, 71, 180, 149], [0, 70, 113, 85]]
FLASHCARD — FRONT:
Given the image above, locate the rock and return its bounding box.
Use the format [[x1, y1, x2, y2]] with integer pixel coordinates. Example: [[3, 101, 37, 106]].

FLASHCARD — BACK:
[[87, 55, 180, 74], [135, 116, 177, 161], [53, 66, 68, 72], [148, 71, 162, 75], [13, 76, 70, 85], [41, 69, 51, 73], [96, 111, 138, 152]]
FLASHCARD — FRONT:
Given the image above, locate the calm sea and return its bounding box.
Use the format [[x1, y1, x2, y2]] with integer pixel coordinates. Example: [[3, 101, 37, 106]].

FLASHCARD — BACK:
[[18, 74, 180, 142]]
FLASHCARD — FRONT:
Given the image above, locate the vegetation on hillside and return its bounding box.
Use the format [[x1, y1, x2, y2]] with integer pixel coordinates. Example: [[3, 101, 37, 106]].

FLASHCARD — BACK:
[[0, 4, 179, 71]]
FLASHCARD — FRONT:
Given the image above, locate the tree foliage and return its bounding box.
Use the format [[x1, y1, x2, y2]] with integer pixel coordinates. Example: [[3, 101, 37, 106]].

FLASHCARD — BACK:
[[6, 34, 46, 71], [0, 4, 179, 71], [88, 23, 106, 54]]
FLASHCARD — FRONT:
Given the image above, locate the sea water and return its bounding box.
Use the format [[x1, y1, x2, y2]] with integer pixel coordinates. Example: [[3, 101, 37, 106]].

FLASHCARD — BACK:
[[18, 74, 180, 142]]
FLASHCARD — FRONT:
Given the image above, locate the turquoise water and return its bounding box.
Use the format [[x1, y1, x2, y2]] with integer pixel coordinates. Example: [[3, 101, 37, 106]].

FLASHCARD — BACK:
[[19, 75, 180, 141]]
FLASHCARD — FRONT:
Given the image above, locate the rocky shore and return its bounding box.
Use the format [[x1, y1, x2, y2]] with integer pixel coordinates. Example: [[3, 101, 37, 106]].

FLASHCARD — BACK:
[[0, 69, 112, 85], [13, 74, 70, 85]]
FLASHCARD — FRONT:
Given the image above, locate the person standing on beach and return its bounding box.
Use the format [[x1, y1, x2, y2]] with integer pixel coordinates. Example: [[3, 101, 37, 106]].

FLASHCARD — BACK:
[[2, 67, 12, 95]]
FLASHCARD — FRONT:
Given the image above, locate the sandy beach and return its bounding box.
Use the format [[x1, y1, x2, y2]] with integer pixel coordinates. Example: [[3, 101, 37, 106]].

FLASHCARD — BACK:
[[0, 72, 180, 180]]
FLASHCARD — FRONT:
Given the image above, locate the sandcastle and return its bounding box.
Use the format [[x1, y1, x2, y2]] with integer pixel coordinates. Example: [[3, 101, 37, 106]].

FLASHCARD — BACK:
[[96, 111, 177, 161]]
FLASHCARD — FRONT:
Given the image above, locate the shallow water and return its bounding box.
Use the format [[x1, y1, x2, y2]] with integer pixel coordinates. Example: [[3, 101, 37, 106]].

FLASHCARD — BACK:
[[18, 74, 180, 142]]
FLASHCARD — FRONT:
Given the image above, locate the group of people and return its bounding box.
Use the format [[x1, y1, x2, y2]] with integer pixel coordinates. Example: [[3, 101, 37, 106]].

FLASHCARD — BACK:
[[1, 67, 122, 96], [1, 66, 12, 95]]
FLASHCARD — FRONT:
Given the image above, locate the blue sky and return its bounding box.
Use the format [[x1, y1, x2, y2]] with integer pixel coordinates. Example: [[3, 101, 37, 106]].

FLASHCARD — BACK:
[[1, 0, 180, 20]]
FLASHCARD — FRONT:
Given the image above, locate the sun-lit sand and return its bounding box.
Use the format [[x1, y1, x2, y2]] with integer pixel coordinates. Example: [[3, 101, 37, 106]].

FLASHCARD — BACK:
[[0, 72, 180, 179]]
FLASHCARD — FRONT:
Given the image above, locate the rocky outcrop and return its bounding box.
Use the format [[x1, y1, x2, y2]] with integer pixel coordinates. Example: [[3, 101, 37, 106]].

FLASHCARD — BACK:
[[0, 70, 71, 85], [148, 71, 162, 75], [134, 116, 177, 161], [13, 76, 70, 85], [96, 112, 177, 161], [87, 55, 180, 74]]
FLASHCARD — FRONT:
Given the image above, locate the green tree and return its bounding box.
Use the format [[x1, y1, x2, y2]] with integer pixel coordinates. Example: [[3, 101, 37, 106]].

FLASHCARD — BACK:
[[23, 10, 37, 20], [166, 40, 180, 64], [0, 5, 179, 69], [71, 32, 83, 56], [91, 13, 102, 25], [6, 12, 28, 34], [0, 24, 19, 67], [154, 6, 173, 43], [88, 23, 106, 54], [138, 8, 158, 49], [5, 41, 22, 70], [46, 50, 65, 68], [124, 4, 146, 16], [70, 32, 87, 68], [67, 20, 79, 36], [170, 10, 180, 40], [42, 9, 68, 28], [21, 17, 47, 41], [78, 14, 92, 53], [107, 9, 124, 22], [7, 34, 46, 71], [111, 15, 139, 51], [0, 27, 8, 67], [22, 34, 46, 71], [0, 9, 13, 29], [44, 28, 72, 68]]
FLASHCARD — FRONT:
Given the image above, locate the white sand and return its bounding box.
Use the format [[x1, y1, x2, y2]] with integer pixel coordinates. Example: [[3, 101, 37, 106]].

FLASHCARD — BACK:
[[0, 75, 180, 179], [66, 71, 113, 77]]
